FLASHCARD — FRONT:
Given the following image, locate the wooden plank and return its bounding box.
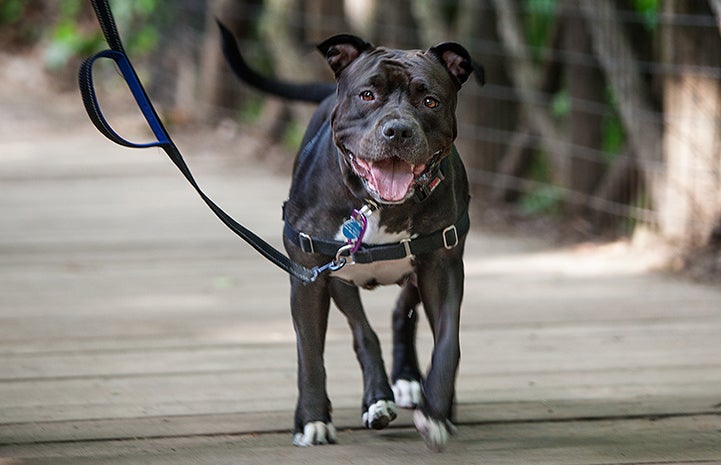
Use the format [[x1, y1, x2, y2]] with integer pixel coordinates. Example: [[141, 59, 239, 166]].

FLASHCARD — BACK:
[[2, 397, 720, 446], [3, 322, 720, 381], [2, 330, 719, 423], [1, 413, 719, 464]]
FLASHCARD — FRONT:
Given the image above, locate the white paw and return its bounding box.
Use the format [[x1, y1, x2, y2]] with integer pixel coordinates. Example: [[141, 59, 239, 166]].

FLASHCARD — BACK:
[[413, 409, 453, 452], [392, 379, 422, 408], [292, 421, 337, 447], [362, 399, 397, 430]]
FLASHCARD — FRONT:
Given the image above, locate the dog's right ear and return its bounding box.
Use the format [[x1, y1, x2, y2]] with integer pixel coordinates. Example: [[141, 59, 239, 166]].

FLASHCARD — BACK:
[[317, 34, 374, 77]]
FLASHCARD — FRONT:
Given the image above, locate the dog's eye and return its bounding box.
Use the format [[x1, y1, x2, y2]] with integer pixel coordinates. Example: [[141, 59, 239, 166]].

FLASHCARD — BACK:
[[423, 97, 440, 109], [359, 90, 375, 101]]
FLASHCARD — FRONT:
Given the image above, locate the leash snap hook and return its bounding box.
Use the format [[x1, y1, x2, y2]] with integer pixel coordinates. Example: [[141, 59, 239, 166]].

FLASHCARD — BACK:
[[308, 253, 348, 282], [329, 256, 347, 272]]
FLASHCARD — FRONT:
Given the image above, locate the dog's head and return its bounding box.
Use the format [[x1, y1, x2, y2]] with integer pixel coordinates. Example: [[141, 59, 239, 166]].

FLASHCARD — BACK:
[[318, 35, 478, 204]]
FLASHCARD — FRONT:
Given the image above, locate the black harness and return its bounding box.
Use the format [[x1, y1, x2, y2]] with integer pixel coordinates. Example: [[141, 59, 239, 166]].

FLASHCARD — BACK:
[[284, 212, 469, 264]]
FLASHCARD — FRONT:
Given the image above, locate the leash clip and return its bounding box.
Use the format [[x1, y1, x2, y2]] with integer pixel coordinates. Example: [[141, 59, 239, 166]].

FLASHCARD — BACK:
[[309, 253, 348, 282]]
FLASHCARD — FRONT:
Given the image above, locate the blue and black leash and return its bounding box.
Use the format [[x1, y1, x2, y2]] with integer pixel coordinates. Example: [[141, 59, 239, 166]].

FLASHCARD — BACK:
[[77, 0, 334, 284]]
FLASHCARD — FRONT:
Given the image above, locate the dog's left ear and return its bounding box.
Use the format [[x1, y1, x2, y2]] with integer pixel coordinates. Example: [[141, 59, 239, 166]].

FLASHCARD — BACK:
[[428, 42, 485, 87], [317, 34, 374, 77]]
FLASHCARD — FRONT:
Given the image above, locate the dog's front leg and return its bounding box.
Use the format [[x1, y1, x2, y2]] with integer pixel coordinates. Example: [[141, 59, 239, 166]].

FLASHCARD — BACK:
[[289, 276, 336, 446], [329, 279, 396, 430], [414, 248, 465, 451], [391, 282, 423, 408]]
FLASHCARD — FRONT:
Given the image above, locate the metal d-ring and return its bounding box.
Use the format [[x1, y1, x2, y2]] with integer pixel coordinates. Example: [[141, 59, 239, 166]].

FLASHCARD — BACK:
[[328, 257, 347, 272], [334, 243, 354, 265]]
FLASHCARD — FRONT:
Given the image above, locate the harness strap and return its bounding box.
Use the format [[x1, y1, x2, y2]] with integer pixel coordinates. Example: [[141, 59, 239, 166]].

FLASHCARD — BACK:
[[284, 211, 470, 264]]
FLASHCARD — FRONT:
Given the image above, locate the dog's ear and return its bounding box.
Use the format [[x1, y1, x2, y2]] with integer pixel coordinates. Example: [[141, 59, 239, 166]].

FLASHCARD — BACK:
[[317, 34, 374, 77], [428, 42, 484, 87]]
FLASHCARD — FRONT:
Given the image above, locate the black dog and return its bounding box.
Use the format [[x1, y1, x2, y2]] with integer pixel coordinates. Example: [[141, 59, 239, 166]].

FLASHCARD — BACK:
[[219, 24, 481, 451]]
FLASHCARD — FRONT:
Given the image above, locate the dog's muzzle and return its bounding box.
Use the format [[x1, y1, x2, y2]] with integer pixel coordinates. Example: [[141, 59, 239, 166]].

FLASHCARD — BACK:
[[344, 148, 443, 204]]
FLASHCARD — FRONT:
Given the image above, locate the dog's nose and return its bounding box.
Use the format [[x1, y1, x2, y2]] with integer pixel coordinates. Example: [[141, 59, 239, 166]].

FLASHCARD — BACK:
[[382, 120, 414, 142]]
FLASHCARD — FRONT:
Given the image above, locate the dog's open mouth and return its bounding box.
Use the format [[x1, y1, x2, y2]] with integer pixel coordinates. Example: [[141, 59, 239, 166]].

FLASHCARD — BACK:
[[350, 155, 427, 203]]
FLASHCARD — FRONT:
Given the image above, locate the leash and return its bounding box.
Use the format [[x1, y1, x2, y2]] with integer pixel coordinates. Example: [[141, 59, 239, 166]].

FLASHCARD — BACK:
[[77, 0, 329, 284]]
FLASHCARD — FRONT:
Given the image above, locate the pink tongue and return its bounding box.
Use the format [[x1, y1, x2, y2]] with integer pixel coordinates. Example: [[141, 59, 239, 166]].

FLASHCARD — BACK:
[[369, 158, 415, 202]]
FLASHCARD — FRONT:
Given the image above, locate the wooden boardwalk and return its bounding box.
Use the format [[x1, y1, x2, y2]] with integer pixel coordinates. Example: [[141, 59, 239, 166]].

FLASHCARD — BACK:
[[1, 84, 721, 464]]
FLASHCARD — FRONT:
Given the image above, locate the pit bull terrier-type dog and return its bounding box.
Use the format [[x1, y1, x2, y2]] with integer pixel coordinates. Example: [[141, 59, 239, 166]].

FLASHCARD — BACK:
[[219, 25, 481, 451]]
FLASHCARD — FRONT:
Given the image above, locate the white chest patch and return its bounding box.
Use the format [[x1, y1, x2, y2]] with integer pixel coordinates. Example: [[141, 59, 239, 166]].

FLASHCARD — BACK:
[[331, 257, 414, 288], [330, 209, 415, 288]]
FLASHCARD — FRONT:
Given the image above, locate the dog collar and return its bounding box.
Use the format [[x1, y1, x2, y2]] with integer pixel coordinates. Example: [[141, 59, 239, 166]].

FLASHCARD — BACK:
[[411, 156, 446, 203], [284, 210, 469, 264]]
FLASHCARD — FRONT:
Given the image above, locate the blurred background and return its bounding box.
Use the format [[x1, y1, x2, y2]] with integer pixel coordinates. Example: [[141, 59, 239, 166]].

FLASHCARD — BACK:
[[2, 0, 720, 277]]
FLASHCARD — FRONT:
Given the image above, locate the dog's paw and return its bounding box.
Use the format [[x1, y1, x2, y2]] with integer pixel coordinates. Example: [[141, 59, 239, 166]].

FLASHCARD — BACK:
[[362, 399, 397, 430], [392, 379, 422, 408], [292, 421, 337, 447], [413, 409, 455, 452]]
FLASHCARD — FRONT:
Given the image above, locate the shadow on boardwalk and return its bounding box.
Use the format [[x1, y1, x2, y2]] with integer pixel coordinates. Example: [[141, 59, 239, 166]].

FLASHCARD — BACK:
[[1, 61, 720, 464]]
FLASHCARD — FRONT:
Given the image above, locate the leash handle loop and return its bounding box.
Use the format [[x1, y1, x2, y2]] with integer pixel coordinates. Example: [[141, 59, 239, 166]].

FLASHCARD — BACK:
[[79, 49, 170, 149]]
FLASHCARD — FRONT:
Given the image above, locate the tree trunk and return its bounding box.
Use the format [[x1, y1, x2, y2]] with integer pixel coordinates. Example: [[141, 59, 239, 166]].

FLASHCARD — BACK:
[[660, 0, 721, 246], [199, 0, 265, 122], [303, 0, 350, 43], [561, 2, 606, 214], [370, 0, 419, 48], [492, 0, 567, 181], [260, 0, 323, 136], [578, 0, 664, 208], [455, 0, 520, 200], [710, 0, 721, 38]]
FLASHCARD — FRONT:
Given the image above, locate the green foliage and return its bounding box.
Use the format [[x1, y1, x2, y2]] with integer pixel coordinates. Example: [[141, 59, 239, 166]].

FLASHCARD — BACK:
[[524, 0, 559, 59], [600, 87, 626, 162], [602, 110, 625, 162], [238, 97, 265, 124], [283, 121, 306, 152], [519, 184, 564, 216], [633, 0, 659, 30], [44, 0, 162, 70], [0, 0, 42, 46], [551, 89, 569, 118], [0, 0, 24, 23], [45, 4, 103, 69], [104, 0, 161, 54], [518, 151, 563, 216]]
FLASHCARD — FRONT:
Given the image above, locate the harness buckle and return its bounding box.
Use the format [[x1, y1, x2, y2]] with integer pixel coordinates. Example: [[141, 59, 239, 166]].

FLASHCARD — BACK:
[[400, 238, 414, 258], [442, 225, 459, 249], [298, 232, 315, 254]]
